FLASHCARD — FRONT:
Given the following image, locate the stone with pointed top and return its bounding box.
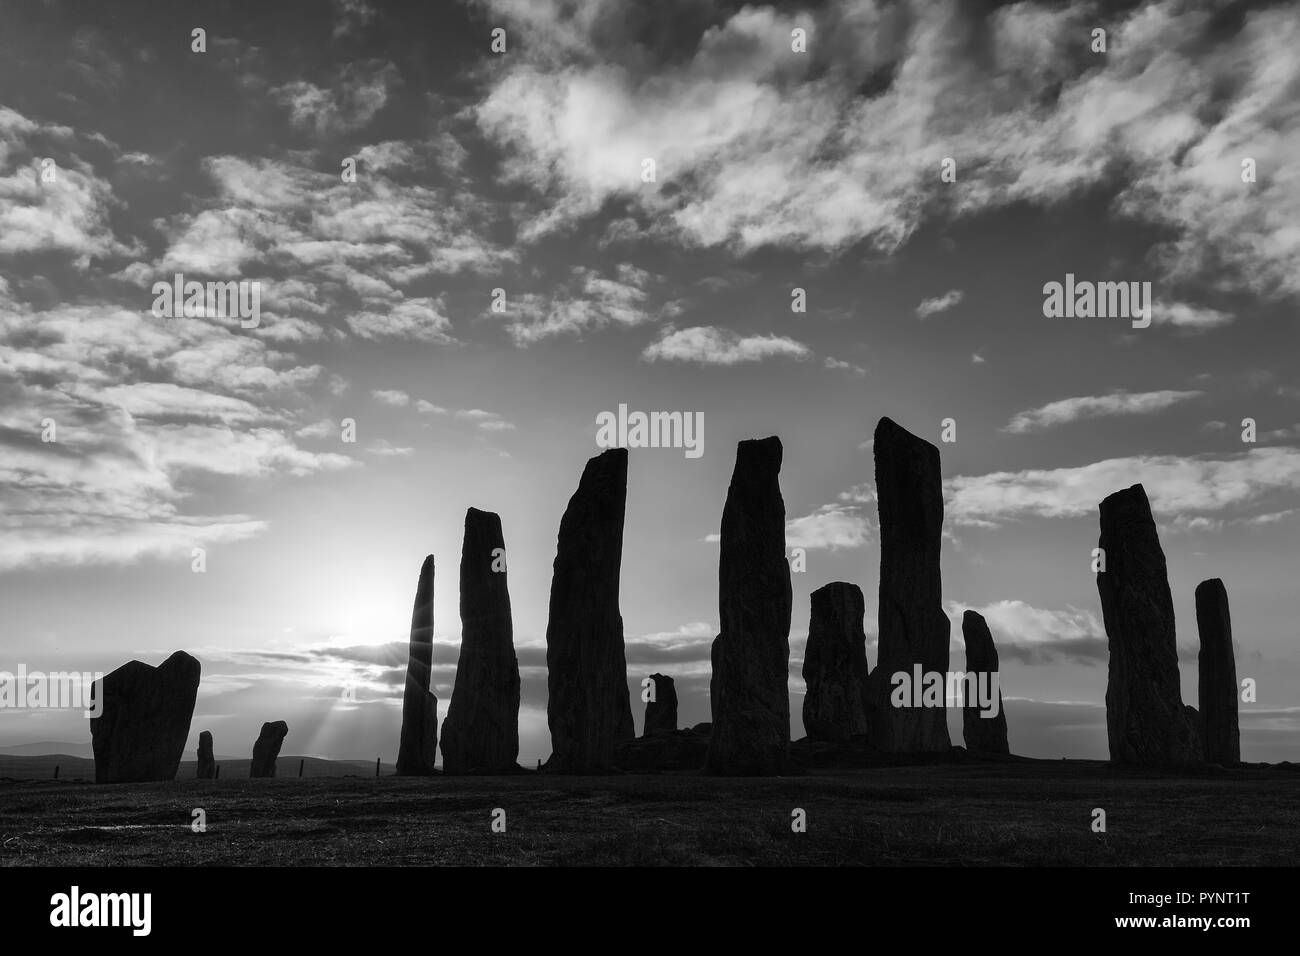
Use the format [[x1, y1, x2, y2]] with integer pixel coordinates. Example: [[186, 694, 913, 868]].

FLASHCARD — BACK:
[[545, 449, 635, 772]]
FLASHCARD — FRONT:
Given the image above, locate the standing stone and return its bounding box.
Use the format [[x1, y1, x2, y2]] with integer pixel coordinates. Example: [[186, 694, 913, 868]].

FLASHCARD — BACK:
[[961, 610, 1009, 755], [545, 448, 634, 772], [802, 582, 870, 742], [1097, 484, 1200, 764], [90, 651, 201, 784], [441, 508, 521, 774], [705, 437, 792, 775], [1196, 578, 1240, 764], [643, 673, 678, 737], [397, 555, 439, 775], [196, 730, 215, 779], [250, 721, 288, 777], [866, 418, 951, 753]]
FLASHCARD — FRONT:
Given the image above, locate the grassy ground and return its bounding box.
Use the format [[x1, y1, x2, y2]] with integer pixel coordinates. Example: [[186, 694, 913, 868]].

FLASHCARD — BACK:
[[2, 760, 1297, 865]]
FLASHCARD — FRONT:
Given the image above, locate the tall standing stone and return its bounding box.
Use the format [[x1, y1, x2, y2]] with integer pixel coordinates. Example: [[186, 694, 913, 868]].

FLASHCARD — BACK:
[[643, 673, 678, 737], [397, 555, 439, 775], [545, 448, 635, 772], [196, 730, 215, 779], [1196, 578, 1240, 764], [441, 508, 521, 774], [1097, 484, 1200, 764], [90, 651, 201, 784], [960, 610, 1009, 755], [802, 582, 870, 742], [705, 437, 792, 774], [866, 418, 951, 753], [250, 721, 288, 777]]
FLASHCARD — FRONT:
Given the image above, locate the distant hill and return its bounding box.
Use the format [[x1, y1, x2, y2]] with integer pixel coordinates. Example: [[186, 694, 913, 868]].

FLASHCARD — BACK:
[[0, 741, 93, 758], [0, 754, 392, 781]]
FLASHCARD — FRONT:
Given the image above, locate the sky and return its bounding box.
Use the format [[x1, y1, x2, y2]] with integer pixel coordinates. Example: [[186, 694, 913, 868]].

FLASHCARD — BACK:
[[0, 0, 1297, 765]]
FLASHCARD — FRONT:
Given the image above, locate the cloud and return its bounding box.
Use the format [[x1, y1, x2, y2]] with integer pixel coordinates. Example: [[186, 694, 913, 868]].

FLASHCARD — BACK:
[[823, 356, 865, 377], [951, 600, 1107, 665], [272, 60, 399, 137], [946, 447, 1300, 526], [346, 298, 457, 344], [498, 265, 658, 344], [1152, 301, 1235, 331], [785, 505, 872, 551], [1004, 389, 1202, 433], [416, 400, 448, 415], [454, 408, 515, 432], [642, 326, 812, 365], [915, 289, 963, 319], [371, 389, 410, 407], [474, 0, 1300, 301]]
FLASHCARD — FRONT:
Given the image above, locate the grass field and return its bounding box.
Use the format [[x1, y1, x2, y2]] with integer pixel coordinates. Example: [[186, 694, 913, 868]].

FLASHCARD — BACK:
[[2, 759, 1297, 866]]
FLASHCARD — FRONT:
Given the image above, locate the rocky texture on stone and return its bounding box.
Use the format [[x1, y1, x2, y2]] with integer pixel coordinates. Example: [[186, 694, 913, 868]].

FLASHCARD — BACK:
[[441, 508, 521, 774], [545, 448, 635, 772], [705, 437, 792, 775], [1097, 484, 1201, 764], [250, 721, 288, 777], [1196, 578, 1240, 765], [196, 730, 215, 779], [802, 582, 870, 742], [396, 555, 439, 775], [960, 610, 1009, 755], [866, 418, 951, 753], [90, 651, 201, 784], [642, 673, 678, 737]]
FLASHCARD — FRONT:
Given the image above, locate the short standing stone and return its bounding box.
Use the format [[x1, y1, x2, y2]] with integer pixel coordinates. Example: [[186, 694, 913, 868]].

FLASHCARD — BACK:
[[250, 721, 288, 778], [1097, 484, 1200, 764], [196, 730, 215, 779], [643, 673, 678, 737], [802, 582, 870, 742], [960, 611, 1009, 755], [90, 651, 201, 784], [1196, 578, 1240, 764]]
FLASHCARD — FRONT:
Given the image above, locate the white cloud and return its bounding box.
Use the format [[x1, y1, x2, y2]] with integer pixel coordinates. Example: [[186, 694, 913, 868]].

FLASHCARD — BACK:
[[371, 389, 410, 407], [786, 505, 872, 550], [1004, 389, 1202, 433], [946, 447, 1300, 526], [915, 289, 963, 318], [642, 326, 812, 365]]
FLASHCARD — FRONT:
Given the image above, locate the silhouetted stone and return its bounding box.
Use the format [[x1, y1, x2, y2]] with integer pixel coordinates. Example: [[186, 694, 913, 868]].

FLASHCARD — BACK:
[[1097, 484, 1200, 764], [1196, 578, 1240, 765], [545, 449, 635, 772], [250, 721, 288, 777], [642, 673, 678, 737], [690, 722, 712, 736], [866, 418, 951, 753], [614, 728, 708, 771], [196, 730, 215, 779], [705, 437, 792, 775], [960, 611, 1009, 755], [802, 582, 870, 742], [89, 651, 201, 784], [397, 555, 439, 775], [441, 508, 521, 774]]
